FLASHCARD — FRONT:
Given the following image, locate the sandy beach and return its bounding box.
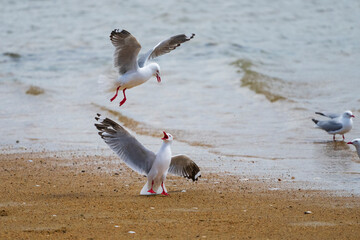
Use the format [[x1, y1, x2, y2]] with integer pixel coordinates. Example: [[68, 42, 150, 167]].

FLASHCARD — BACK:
[[1, 152, 359, 239]]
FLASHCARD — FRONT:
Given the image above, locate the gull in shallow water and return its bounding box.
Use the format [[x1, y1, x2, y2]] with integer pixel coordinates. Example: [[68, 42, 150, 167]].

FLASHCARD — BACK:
[[312, 110, 355, 141], [347, 139, 360, 158], [94, 114, 201, 196], [106, 29, 195, 106]]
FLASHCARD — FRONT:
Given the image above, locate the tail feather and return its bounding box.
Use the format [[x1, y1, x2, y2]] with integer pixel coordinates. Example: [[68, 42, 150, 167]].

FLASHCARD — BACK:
[[315, 112, 325, 117], [98, 74, 118, 93], [312, 119, 319, 124]]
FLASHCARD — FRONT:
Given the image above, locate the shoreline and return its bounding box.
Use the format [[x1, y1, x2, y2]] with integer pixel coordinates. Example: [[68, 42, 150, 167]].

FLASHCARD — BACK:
[[1, 152, 360, 239]]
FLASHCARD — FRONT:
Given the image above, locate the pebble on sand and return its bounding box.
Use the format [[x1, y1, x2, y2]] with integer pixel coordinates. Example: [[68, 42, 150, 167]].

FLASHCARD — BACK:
[[0, 210, 8, 216]]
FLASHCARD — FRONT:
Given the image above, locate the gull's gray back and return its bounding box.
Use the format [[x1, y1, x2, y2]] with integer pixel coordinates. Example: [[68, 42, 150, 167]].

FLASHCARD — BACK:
[[317, 119, 343, 133]]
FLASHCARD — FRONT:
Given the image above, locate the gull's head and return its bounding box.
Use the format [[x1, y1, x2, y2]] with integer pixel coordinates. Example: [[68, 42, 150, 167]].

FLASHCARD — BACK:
[[347, 139, 360, 147], [343, 110, 355, 119], [161, 131, 173, 142], [149, 63, 161, 83]]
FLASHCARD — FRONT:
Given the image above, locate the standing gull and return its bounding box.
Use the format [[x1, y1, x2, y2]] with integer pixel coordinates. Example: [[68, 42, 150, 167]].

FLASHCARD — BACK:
[[106, 29, 195, 106], [347, 139, 360, 158], [94, 114, 201, 195], [312, 110, 355, 141]]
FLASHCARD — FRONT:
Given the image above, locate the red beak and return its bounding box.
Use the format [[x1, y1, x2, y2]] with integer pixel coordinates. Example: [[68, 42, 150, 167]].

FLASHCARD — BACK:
[[161, 131, 168, 140], [156, 73, 161, 83], [351, 115, 355, 118], [347, 142, 353, 144]]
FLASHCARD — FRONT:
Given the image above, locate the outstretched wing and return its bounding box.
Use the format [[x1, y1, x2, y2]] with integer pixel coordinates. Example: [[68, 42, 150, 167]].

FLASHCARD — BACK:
[[315, 112, 340, 119], [168, 154, 201, 181], [316, 119, 343, 133], [95, 114, 155, 175], [138, 33, 195, 67], [110, 29, 141, 74]]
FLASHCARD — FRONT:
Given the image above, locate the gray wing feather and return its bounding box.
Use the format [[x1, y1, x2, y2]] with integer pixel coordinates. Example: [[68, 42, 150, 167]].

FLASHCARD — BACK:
[[315, 112, 340, 119], [316, 120, 343, 132], [95, 114, 155, 175], [110, 29, 141, 74], [138, 33, 195, 67], [168, 154, 201, 181]]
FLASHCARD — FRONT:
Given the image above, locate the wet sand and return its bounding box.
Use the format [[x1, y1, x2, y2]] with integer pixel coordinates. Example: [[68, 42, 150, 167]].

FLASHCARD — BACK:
[[1, 152, 360, 239]]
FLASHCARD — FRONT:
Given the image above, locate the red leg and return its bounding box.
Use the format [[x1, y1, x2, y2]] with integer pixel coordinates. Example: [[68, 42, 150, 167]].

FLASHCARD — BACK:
[[161, 182, 169, 196], [342, 135, 345, 140], [110, 86, 121, 102], [333, 135, 335, 141], [119, 88, 127, 106], [147, 180, 156, 194]]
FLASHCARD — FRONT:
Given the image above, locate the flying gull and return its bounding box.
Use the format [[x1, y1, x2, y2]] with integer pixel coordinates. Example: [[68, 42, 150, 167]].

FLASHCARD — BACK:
[[94, 114, 201, 195], [106, 29, 195, 106]]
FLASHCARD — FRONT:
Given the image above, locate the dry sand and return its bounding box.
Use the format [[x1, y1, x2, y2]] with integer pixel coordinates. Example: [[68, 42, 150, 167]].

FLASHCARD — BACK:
[[1, 152, 359, 239]]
